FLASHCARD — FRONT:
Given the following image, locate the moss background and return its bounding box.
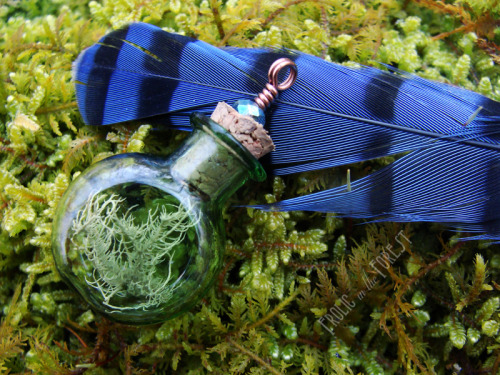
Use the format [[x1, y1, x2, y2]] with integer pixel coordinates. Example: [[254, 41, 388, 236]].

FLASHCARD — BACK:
[[1, 0, 500, 373]]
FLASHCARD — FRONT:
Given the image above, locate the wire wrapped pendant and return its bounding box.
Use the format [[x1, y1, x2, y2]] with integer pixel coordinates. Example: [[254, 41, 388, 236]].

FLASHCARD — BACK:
[[52, 56, 296, 324]]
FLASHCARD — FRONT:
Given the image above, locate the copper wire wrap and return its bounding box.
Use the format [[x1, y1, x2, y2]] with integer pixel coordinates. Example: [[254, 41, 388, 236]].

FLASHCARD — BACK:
[[255, 58, 298, 110]]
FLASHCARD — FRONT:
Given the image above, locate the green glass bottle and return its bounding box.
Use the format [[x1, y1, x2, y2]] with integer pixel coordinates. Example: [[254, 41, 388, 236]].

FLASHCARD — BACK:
[[52, 113, 265, 324]]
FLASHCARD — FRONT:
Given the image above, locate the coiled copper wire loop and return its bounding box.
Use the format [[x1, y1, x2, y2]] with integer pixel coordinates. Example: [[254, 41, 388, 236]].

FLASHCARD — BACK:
[[255, 58, 297, 109]]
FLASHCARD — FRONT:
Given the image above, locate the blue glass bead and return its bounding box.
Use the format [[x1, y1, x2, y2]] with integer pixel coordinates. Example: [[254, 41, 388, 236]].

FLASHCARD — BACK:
[[232, 99, 266, 125]]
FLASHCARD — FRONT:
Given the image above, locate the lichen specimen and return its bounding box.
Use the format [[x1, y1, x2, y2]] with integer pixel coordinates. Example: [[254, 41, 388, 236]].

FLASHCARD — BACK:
[[1, 0, 500, 374], [70, 193, 196, 310]]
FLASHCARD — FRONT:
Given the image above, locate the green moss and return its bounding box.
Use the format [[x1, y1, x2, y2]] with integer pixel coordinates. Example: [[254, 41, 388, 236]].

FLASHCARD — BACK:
[[1, 0, 500, 373], [69, 192, 196, 310]]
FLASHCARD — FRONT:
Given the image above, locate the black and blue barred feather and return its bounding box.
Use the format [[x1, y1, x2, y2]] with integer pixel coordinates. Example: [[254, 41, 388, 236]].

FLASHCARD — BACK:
[[74, 22, 500, 241]]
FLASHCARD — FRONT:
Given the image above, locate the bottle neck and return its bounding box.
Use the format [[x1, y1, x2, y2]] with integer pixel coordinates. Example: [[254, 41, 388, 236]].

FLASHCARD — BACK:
[[169, 113, 266, 203]]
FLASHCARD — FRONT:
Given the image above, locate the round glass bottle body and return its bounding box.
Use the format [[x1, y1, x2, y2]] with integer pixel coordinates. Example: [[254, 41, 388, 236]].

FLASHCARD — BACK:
[[52, 113, 265, 324]]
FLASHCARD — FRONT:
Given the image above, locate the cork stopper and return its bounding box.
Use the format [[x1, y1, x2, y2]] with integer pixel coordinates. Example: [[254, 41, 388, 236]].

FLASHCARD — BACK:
[[210, 102, 274, 159]]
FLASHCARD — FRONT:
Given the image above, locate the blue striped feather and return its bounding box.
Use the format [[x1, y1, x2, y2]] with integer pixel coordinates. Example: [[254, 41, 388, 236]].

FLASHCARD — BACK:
[[254, 142, 500, 240], [73, 22, 500, 241], [74, 23, 266, 126]]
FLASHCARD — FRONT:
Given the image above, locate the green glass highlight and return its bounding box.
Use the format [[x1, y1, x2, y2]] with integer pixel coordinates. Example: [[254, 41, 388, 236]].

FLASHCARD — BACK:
[[52, 113, 265, 325]]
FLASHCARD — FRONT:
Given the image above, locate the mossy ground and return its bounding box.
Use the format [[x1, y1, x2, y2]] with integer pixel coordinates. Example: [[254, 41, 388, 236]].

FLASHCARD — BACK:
[[1, 0, 500, 374]]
